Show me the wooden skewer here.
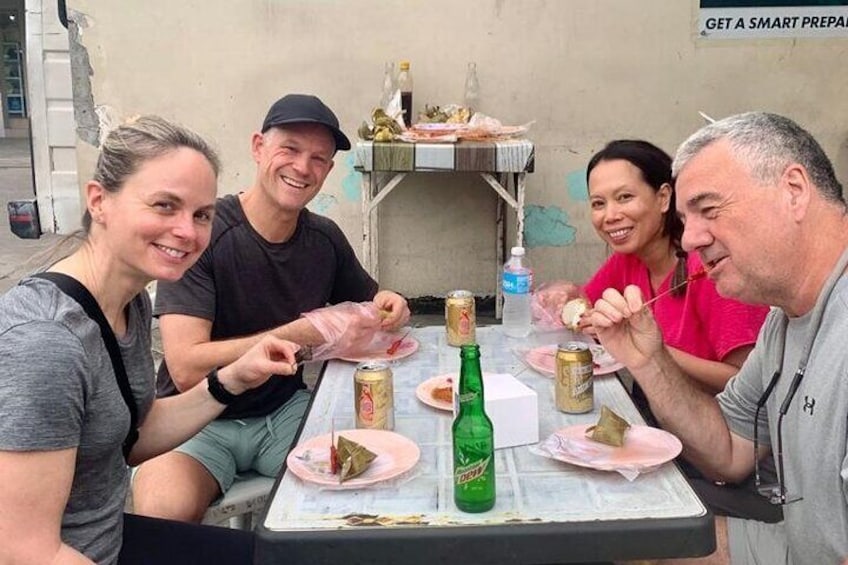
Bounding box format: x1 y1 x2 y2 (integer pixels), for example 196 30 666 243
641 268 708 310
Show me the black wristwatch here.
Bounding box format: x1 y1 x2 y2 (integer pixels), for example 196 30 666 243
207 369 239 405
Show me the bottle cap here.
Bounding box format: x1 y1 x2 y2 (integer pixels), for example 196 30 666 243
511 246 525 256
399 61 410 70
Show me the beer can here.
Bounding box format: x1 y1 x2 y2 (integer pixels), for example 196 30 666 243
555 342 594 414
445 290 476 347
354 361 394 430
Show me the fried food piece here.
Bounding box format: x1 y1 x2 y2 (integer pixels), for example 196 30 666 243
431 385 453 404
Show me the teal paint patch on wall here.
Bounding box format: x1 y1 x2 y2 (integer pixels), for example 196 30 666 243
341 153 361 202
524 205 577 248
566 169 588 202
309 193 337 214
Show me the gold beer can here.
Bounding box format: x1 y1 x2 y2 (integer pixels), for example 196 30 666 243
354 361 394 430
445 290 476 347
555 342 594 414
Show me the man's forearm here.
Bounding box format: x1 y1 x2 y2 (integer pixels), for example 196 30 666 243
666 346 738 395
168 318 321 392
632 347 737 480
268 317 324 345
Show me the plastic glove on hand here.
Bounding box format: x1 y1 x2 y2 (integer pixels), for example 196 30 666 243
531 281 582 331
303 301 383 360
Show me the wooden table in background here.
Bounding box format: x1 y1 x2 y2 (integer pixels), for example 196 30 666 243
354 140 535 318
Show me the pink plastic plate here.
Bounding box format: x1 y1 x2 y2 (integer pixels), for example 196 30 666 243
548 424 682 472
415 374 455 412
339 334 420 363
525 344 624 377
286 429 420 488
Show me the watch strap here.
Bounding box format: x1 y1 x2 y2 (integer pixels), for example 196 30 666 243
207 369 239 405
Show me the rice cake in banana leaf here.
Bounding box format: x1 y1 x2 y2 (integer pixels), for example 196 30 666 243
334 435 378 483
585 405 631 447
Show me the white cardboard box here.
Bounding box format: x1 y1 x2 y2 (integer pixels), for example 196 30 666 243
454 372 539 450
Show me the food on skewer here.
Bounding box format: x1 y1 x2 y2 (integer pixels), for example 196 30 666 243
641 265 709 309
561 298 591 331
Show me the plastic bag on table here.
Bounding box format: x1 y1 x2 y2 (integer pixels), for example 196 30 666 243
302 301 383 361
459 113 535 141
531 281 583 331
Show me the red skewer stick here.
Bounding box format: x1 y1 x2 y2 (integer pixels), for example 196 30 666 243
386 329 412 355
641 266 708 309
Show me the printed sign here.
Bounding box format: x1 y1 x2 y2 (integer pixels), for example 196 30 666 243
700 0 848 38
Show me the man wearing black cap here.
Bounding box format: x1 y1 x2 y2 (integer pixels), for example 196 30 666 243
132 94 409 523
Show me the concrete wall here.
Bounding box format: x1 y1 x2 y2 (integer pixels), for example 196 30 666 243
65 0 848 298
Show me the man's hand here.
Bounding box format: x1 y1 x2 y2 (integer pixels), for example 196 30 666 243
302 301 384 360
530 281 582 329
217 335 299 395
374 290 410 331
588 285 665 371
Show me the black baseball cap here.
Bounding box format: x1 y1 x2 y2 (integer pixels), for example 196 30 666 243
261 94 351 151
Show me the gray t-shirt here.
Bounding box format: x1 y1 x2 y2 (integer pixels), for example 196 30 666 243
0 277 155 564
719 273 848 564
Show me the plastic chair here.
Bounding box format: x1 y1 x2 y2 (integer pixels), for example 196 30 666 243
201 472 275 530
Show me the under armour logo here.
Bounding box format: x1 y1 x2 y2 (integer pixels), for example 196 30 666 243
803 396 816 415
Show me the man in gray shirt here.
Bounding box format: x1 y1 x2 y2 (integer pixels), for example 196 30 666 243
589 112 848 564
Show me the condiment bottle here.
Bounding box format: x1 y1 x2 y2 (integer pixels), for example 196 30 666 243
397 60 413 128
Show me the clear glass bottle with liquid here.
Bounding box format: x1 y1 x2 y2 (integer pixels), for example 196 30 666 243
379 61 396 109
464 62 480 114
397 60 413 128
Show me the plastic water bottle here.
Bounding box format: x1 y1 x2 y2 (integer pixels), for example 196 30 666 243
501 246 533 338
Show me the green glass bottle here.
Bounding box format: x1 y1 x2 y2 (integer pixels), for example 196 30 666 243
452 343 496 512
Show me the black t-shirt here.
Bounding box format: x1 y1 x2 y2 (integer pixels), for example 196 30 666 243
154 194 378 419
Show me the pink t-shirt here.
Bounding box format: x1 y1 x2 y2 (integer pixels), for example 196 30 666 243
583 253 768 361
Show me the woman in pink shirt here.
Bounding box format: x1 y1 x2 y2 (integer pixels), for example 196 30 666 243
537 141 782 528
541 139 768 395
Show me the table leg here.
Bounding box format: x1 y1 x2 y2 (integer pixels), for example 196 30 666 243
495 191 504 320
516 172 526 248
360 171 376 278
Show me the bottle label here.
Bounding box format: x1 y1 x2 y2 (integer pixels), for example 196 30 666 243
503 270 532 294
458 391 478 404
455 456 492 485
